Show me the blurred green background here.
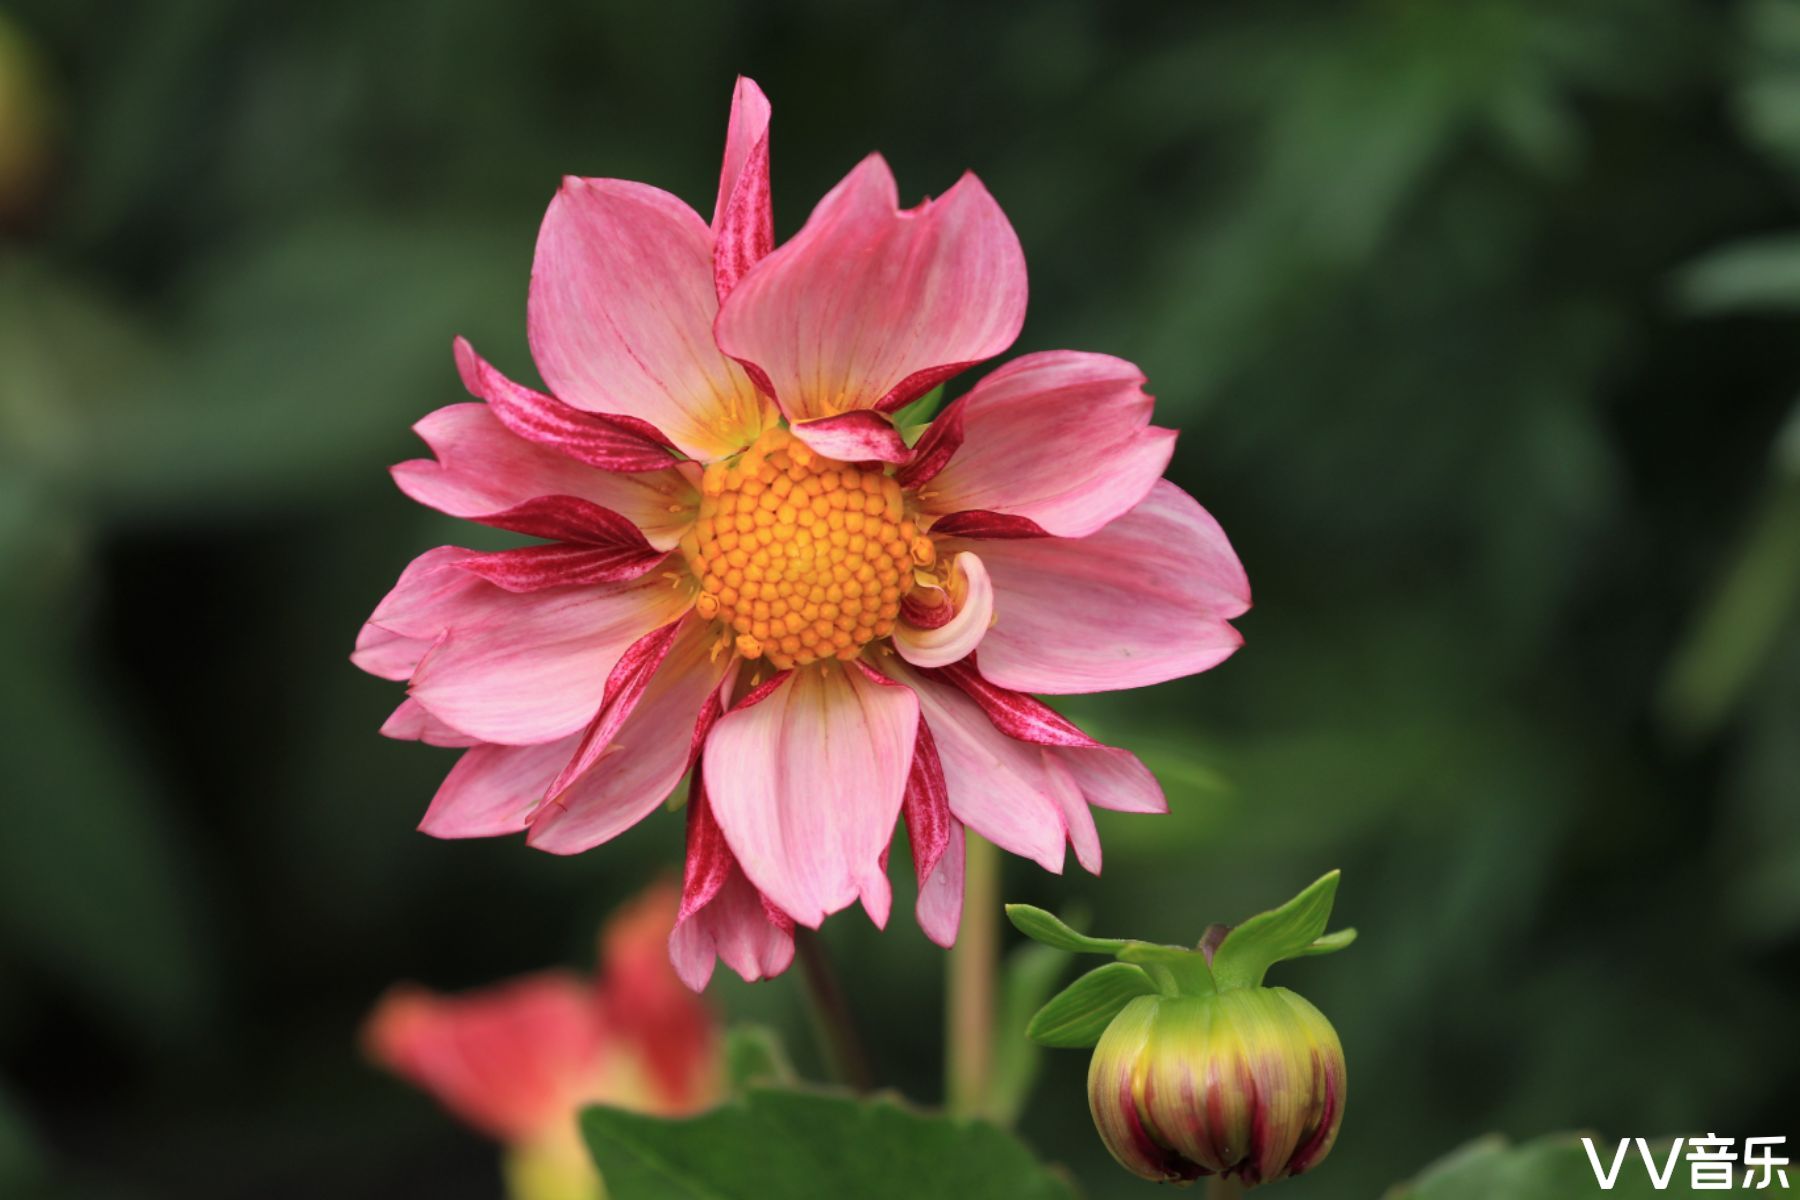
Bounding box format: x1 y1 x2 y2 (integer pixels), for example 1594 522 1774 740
3 0 1798 1196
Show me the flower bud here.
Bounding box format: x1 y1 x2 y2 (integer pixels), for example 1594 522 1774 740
1087 987 1345 1187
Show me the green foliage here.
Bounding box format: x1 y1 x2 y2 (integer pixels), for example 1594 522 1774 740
725 1024 797 1093
990 939 1076 1127
1004 906 1128 956
580 1087 1077 1200
1025 963 1159 1049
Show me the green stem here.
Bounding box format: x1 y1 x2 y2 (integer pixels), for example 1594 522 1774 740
1206 1177 1247 1200
947 832 1001 1117
794 928 874 1093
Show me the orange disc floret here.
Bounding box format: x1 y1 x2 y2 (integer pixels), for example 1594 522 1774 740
686 427 917 670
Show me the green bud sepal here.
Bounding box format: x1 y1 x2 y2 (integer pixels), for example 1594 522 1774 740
1010 870 1355 1048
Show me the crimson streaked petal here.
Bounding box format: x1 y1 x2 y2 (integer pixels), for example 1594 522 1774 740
711 76 774 302
455 542 669 593
392 403 697 549
926 510 1048 540
916 820 965 949
927 657 1100 747
453 336 677 471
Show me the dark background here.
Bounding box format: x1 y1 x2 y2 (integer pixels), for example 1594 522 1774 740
3 1 1799 1196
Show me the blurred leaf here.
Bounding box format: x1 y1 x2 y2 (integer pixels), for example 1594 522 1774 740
1673 232 1800 313
725 1024 797 1093
0 1083 45 1196
1657 467 1800 740
1212 870 1342 989
1386 1133 1708 1198
1024 964 1158 1049
581 1087 1077 1200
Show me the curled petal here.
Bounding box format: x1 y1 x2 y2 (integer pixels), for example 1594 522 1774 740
526 616 734 853
715 155 1026 422
529 177 767 461
918 351 1175 538
712 76 774 302
407 572 694 745
786 410 911 464
893 552 993 669
454 336 677 471
704 662 919 927
392 403 697 549
948 481 1250 694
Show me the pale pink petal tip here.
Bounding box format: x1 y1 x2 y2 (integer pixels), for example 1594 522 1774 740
921 351 1177 538
704 664 920 928
959 480 1250 695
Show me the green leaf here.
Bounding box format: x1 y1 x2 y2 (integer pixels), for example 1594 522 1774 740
1026 963 1160 1048
1386 1133 1709 1198
1004 904 1128 955
724 1024 796 1093
1297 927 1359 956
990 939 1073 1126
582 1086 1078 1200
890 385 947 429
1673 233 1800 315
1210 871 1343 989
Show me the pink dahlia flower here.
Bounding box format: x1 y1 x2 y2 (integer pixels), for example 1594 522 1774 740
354 77 1250 991
364 883 718 1198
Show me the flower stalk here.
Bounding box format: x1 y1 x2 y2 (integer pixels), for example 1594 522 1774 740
947 832 1001 1117
794 928 874 1093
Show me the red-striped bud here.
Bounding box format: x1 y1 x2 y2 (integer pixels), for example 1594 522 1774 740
1087 987 1345 1186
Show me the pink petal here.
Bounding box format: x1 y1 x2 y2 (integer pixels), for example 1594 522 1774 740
787 411 911 464
418 735 579 838
453 336 677 472
352 547 487 681
901 718 951 885
526 616 733 853
703 662 919 927
1052 744 1166 814
875 656 1066 872
380 698 480 747
915 820 965 949
1043 754 1102 874
592 883 720 1113
711 77 774 303
669 771 796 991
925 511 1049 539
714 155 1027 422
918 351 1175 538
407 573 694 745
893 551 993 669
362 972 603 1144
948 480 1249 694
392 403 698 550
528 177 767 461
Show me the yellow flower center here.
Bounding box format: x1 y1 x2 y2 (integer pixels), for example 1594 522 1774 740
684 427 933 671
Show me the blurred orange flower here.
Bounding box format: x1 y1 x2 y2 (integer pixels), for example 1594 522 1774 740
364 882 718 1199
